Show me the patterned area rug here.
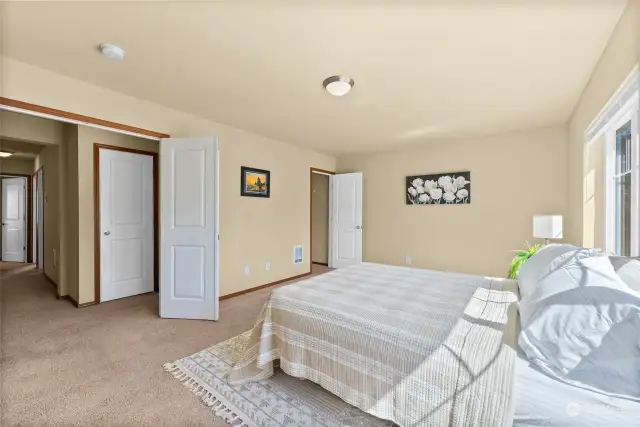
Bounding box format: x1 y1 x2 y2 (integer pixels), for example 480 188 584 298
164 331 394 427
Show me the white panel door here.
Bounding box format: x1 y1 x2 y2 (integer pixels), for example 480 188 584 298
100 149 154 302
330 172 363 269
160 137 219 320
2 177 26 262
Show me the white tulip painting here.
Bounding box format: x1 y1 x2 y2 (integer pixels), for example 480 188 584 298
406 172 471 205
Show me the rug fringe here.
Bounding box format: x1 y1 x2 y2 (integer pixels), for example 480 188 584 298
163 362 252 427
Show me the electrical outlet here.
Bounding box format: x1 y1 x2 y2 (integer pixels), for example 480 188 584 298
244 265 250 276
266 262 271 271
405 255 412 265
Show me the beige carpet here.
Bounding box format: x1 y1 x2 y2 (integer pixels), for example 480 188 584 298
0 262 331 427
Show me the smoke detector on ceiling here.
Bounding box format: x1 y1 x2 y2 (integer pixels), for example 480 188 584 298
99 43 125 61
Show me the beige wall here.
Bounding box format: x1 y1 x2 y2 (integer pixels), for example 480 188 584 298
311 173 329 264
582 135 607 250
337 125 569 277
64 125 79 303
76 126 159 303
0 157 35 175
1 58 335 303
568 0 639 246
0 110 64 146
34 145 60 285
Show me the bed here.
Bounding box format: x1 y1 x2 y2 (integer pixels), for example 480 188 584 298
229 263 519 427
229 258 640 427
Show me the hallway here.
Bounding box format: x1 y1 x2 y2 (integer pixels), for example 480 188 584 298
0 262 331 426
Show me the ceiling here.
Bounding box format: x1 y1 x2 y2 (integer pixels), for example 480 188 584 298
1 1 628 155
0 139 45 159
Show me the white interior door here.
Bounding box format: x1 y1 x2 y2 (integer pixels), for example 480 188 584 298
2 177 26 263
100 149 154 302
330 172 363 268
160 137 219 320
36 169 44 269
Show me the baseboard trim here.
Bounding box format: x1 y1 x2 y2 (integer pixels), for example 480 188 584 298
312 262 329 266
220 272 312 301
43 272 57 289
77 301 97 308
58 294 96 308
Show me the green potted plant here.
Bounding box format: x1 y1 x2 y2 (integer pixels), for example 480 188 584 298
508 243 542 279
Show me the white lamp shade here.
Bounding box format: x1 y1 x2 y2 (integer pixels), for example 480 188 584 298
533 215 563 239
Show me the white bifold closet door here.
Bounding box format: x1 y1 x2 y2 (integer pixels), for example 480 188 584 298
160 137 219 321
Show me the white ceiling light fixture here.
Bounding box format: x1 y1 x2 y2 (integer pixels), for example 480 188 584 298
99 43 125 61
0 151 14 158
323 75 354 97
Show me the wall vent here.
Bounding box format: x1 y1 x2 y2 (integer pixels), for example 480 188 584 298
293 245 304 264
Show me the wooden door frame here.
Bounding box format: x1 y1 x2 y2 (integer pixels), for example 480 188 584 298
93 144 159 305
0 172 33 264
309 167 335 271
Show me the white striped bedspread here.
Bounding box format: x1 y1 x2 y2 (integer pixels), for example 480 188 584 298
228 263 519 427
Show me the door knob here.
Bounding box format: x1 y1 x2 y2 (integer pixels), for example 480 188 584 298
356 225 362 230
104 230 111 236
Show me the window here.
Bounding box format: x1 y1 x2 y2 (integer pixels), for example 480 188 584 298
604 95 639 256
613 120 633 255
585 72 639 256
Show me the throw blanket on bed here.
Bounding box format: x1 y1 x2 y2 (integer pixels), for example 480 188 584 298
228 263 518 427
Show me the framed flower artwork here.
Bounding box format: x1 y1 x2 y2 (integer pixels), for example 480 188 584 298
406 171 471 205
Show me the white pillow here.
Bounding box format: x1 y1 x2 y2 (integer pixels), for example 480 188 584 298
517 244 587 299
518 253 640 401
617 260 640 292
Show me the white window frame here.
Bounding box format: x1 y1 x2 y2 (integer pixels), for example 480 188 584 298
585 70 640 256
603 91 639 255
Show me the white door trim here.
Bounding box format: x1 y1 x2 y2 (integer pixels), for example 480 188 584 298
36 168 44 269
32 173 37 264
95 144 157 304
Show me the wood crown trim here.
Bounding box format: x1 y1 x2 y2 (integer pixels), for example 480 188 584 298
0 97 170 139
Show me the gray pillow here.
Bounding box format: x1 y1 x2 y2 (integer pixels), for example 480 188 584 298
615 260 640 293
609 256 640 271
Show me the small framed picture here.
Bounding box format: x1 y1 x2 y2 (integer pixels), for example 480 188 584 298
241 166 270 198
